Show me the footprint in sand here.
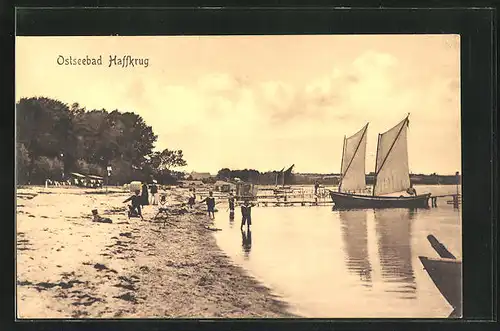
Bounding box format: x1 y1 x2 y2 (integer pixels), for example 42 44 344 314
93 263 118 274
113 283 136 291
71 294 103 306
119 232 133 238
113 292 138 304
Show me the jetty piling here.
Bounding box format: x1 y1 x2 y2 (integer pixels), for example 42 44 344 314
430 194 461 209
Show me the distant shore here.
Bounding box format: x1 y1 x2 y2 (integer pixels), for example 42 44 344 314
16 186 296 318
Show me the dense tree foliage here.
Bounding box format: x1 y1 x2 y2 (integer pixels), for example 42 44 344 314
16 97 187 185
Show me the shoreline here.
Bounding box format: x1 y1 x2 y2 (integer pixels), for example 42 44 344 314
16 186 297 318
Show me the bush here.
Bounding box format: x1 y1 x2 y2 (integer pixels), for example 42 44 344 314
75 159 90 174
88 163 104 176
75 159 103 176
16 143 31 184
32 156 63 183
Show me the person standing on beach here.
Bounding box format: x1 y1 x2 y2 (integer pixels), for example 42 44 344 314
200 191 216 219
123 190 144 220
150 180 159 205
187 188 196 208
240 199 255 230
228 193 235 218
141 182 149 206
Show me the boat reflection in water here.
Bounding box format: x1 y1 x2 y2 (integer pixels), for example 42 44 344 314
214 195 458 318
339 210 372 286
241 229 252 259
374 208 417 299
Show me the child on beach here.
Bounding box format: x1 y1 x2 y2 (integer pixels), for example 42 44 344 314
240 199 255 230
150 180 159 205
123 190 144 220
200 191 216 219
91 209 112 223
141 182 149 206
228 193 235 213
187 188 196 209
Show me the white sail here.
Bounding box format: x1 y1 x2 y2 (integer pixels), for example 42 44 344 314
373 116 410 196
340 124 368 193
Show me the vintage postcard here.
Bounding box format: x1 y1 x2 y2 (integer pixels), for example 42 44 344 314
15 35 462 319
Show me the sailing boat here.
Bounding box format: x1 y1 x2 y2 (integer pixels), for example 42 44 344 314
330 114 431 209
274 164 294 194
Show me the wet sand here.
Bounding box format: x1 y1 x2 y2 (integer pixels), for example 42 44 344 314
16 186 295 319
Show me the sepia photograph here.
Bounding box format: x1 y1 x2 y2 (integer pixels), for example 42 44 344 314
15 34 462 319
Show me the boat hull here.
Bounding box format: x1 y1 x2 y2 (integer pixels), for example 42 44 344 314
419 256 462 317
330 191 431 209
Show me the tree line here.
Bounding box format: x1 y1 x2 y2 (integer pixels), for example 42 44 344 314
215 168 296 185
16 97 187 185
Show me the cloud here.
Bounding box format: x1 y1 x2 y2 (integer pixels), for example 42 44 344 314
121 50 436 142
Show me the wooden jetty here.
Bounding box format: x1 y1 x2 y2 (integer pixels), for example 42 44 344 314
256 200 334 207
429 194 461 208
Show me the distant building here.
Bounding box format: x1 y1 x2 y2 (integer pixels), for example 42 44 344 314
236 182 258 200
178 180 205 188
190 172 212 180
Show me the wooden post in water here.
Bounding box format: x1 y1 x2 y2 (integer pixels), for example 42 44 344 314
454 171 460 209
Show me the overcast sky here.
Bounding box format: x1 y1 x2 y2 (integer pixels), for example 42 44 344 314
16 35 460 175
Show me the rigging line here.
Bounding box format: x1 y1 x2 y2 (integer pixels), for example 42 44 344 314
373 133 381 196
375 115 410 176
338 135 346 192
339 123 369 190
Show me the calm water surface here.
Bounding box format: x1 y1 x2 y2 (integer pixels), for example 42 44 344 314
213 185 461 318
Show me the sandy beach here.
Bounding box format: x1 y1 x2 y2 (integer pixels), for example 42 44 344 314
16 186 295 319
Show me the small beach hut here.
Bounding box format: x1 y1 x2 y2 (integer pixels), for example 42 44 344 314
129 181 142 192
214 180 235 193
87 175 104 188
236 182 258 200
69 172 87 186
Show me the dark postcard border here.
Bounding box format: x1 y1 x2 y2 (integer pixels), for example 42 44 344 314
3 5 497 331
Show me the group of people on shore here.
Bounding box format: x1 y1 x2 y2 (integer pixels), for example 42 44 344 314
122 181 159 220
184 188 255 231
225 192 255 230
122 182 255 230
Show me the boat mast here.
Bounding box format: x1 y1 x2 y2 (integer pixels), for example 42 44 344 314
282 167 285 187
373 134 381 196
373 114 410 196
339 135 346 192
